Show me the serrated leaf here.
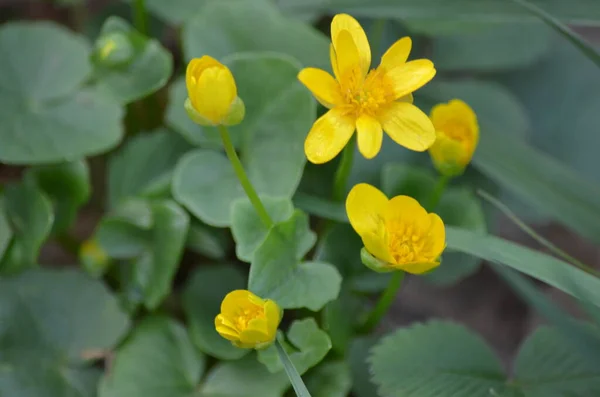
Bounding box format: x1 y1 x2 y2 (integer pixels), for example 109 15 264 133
249 210 341 311
370 321 505 397
258 318 331 375
92 17 173 104
172 53 314 226
231 197 294 262
107 129 192 208
0 268 130 397
99 317 204 397
182 265 248 360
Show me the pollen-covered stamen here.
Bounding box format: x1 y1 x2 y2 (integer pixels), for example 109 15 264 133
235 306 263 329
340 68 395 117
386 221 428 264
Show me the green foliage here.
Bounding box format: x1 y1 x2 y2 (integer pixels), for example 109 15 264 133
306 360 352 397
172 53 315 226
0 22 123 164
92 17 173 104
0 268 130 397
99 317 205 397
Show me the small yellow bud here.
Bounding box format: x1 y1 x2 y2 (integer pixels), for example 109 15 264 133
428 99 479 177
215 290 282 349
94 32 134 67
346 183 446 274
80 239 110 277
185 56 244 126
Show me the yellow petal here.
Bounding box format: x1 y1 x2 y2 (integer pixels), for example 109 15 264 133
191 66 237 124
331 13 371 76
330 44 340 81
429 134 468 174
379 102 436 152
362 231 394 265
220 290 260 318
264 300 282 336
186 56 222 92
384 59 436 100
304 107 355 164
239 319 271 347
215 315 240 341
399 261 440 274
385 195 429 230
334 30 365 88
379 37 412 71
298 67 343 109
424 213 446 259
346 183 388 237
356 114 383 159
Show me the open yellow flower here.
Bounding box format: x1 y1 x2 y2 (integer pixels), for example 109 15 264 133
185 55 245 126
428 99 479 177
346 183 445 274
215 290 281 349
298 14 437 164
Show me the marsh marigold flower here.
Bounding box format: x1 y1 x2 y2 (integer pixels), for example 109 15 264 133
298 14 437 164
215 290 282 349
428 99 479 177
346 183 445 274
185 56 245 126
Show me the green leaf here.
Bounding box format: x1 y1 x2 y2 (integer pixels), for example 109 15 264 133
322 287 362 355
0 22 124 164
92 16 173 104
231 197 294 262
306 360 352 397
182 265 248 360
513 326 600 396
172 53 315 226
99 317 204 397
186 220 231 260
328 0 600 25
429 22 551 71
0 198 11 261
27 160 91 234
349 337 380 397
107 129 192 208
249 210 341 311
183 0 329 69
0 268 130 397
0 180 53 273
369 321 505 397
199 353 289 397
258 318 331 375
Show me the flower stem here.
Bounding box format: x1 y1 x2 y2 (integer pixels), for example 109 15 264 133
276 339 312 397
358 271 405 334
133 0 148 35
427 174 450 211
218 125 273 228
332 136 356 202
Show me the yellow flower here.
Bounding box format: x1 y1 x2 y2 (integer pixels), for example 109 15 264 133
215 290 282 349
185 56 245 126
428 99 479 177
298 14 437 164
346 183 445 274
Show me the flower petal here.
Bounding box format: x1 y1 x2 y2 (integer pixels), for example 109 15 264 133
379 102 436 152
186 55 222 92
424 213 446 259
356 114 383 159
399 261 440 275
192 66 237 124
215 314 240 341
221 290 260 318
384 59 436 100
385 195 429 229
362 231 394 265
304 107 355 164
346 183 388 237
330 44 340 81
334 29 365 86
298 67 343 108
264 300 282 336
379 37 412 71
331 13 371 76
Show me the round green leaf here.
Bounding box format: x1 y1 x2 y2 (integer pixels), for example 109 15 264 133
370 321 505 397
107 129 192 208
92 17 173 104
172 53 315 227
306 361 352 397
99 317 204 397
0 22 124 164
182 265 248 360
182 0 329 69
186 220 231 260
231 197 294 262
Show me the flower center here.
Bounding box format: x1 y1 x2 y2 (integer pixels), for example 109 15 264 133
341 69 394 117
386 221 426 264
235 306 263 330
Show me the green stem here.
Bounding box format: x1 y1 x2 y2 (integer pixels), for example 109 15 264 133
133 0 148 35
276 339 312 397
427 174 450 211
332 136 356 202
218 125 273 228
358 271 405 334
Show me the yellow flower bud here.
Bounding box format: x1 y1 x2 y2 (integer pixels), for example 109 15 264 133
428 99 479 177
94 32 134 67
215 290 282 349
346 183 446 274
80 239 110 276
185 56 244 126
